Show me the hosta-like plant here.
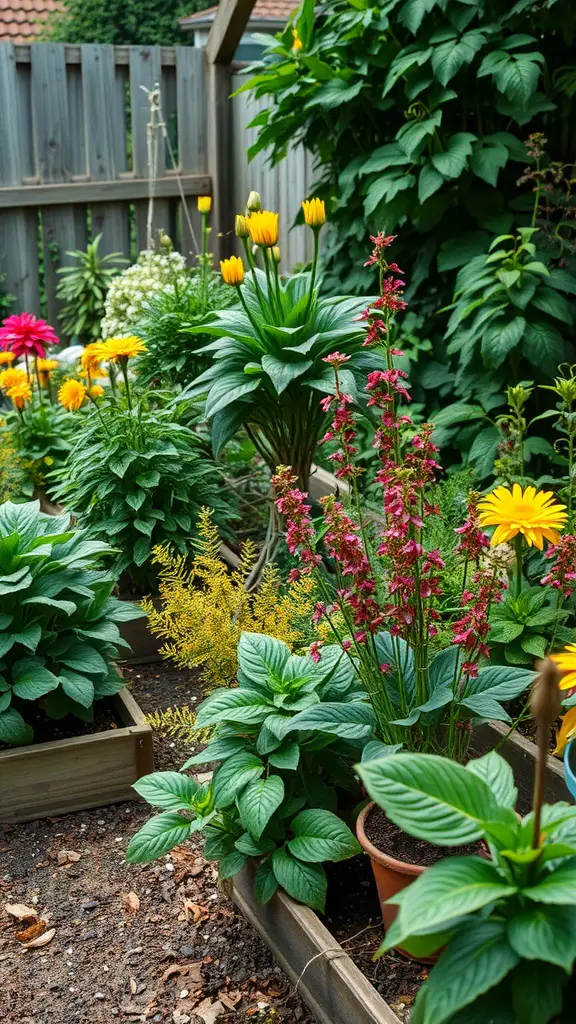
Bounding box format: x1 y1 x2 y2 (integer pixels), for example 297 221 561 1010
184 203 381 488
127 632 364 910
0 500 143 745
359 745 576 1023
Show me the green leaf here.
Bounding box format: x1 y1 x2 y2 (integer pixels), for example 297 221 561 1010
261 355 313 395
357 752 504 845
522 858 576 904
523 321 565 372
109 452 137 479
470 141 509 186
205 375 260 418
481 317 526 369
126 812 194 863
219 850 248 880
195 689 269 728
133 772 199 811
466 752 517 809
418 164 444 203
60 671 94 708
465 664 535 702
511 961 567 1024
489 620 525 643
0 707 33 745
237 775 285 839
432 403 485 429
414 920 519 1024
288 809 361 863
508 904 576 972
432 133 476 179
384 859 517 947
182 736 248 768
268 740 300 771
12 660 60 700
59 642 108 675
237 632 290 685
531 287 573 324
213 752 264 807
271 847 327 912
285 701 376 741
254 857 279 904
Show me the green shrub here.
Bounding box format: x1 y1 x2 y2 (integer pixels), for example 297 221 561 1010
0 500 143 746
56 234 128 344
127 631 363 910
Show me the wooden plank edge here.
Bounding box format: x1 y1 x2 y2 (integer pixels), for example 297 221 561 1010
231 867 400 1024
474 720 568 803
0 175 211 209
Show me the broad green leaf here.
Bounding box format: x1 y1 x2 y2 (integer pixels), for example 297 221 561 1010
271 847 327 912
288 809 361 863
60 671 94 708
182 736 248 768
133 771 199 811
418 164 444 203
126 812 194 863
213 752 264 807
508 904 576 972
511 961 567 1024
358 752 504 844
285 701 376 740
268 740 300 770
481 316 525 369
12 660 60 701
59 642 108 675
219 850 248 879
195 689 270 728
432 132 476 179
466 752 517 809
237 775 285 839
464 664 535 702
237 632 290 685
261 355 313 395
522 858 576 904
254 857 279 904
0 707 33 745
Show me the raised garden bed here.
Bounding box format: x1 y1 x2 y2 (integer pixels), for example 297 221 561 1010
0 687 154 824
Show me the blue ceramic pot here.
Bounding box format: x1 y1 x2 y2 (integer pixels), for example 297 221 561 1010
564 741 576 802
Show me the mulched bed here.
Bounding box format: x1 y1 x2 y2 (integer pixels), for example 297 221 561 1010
0 662 314 1024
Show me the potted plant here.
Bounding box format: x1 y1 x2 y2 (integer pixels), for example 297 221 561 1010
0 499 152 820
357 660 576 1023
127 631 363 911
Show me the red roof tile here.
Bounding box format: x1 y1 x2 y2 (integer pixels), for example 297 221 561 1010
180 0 296 28
0 0 62 41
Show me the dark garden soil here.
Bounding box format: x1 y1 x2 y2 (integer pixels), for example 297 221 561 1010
364 806 484 867
0 662 314 1024
0 702 120 751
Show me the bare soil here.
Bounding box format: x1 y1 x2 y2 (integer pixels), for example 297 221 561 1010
364 806 484 867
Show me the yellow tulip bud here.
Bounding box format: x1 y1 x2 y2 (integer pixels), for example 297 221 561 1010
247 211 279 248
302 197 326 230
220 255 245 287
272 246 281 264
246 191 261 213
235 214 249 239
197 196 212 214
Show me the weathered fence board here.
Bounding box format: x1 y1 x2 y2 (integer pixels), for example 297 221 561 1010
0 42 207 323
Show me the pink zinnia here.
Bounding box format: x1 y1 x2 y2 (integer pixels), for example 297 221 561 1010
0 313 59 359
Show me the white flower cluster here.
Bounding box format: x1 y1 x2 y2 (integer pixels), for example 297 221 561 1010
100 249 189 338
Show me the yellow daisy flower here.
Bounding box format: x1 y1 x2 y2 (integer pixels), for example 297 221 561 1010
554 704 576 755
99 336 147 363
551 643 576 694
197 196 212 214
89 384 105 398
7 380 32 410
0 366 28 391
220 256 245 287
247 211 279 248
0 351 16 365
80 342 107 376
477 484 567 549
37 357 59 386
302 198 326 229
58 378 87 411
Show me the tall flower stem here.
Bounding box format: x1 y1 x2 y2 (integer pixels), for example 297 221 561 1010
272 255 283 317
514 535 524 596
242 238 268 314
236 286 264 346
304 230 320 321
200 211 210 308
33 357 43 405
262 248 280 321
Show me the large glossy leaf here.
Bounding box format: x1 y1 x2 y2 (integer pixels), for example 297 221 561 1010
466 752 518 809
0 707 33 745
133 772 199 812
212 752 264 807
358 752 504 844
508 904 576 972
285 701 376 740
510 961 567 1024
237 632 291 685
237 775 285 838
271 847 327 912
522 858 576 904
126 812 195 863
287 809 361 863
195 689 270 728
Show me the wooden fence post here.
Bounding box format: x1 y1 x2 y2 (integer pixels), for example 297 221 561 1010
205 0 257 262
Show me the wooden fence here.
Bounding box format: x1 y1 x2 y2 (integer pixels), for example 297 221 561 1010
0 40 317 325
0 42 208 323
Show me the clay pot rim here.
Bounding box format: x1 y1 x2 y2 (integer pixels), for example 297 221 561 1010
356 801 426 877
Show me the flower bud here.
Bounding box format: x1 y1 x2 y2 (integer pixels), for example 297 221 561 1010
197 196 212 214
272 246 281 264
235 214 249 239
246 191 261 213
531 658 562 726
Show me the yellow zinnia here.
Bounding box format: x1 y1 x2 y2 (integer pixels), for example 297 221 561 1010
0 366 28 391
99 336 147 363
247 211 279 248
477 484 567 549
58 378 87 411
0 351 16 365
89 384 105 398
302 197 326 229
197 196 212 214
80 342 106 376
7 380 32 410
37 357 59 386
220 256 245 287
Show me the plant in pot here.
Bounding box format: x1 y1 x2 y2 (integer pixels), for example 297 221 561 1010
0 499 144 746
272 235 556 930
127 631 366 910
357 661 576 1023
52 337 235 594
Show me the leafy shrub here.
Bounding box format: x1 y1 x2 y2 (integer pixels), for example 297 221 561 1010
127 632 363 910
0 402 77 499
0 426 25 502
45 0 207 46
142 508 323 691
359 747 576 1024
134 274 236 388
0 500 142 746
56 234 128 344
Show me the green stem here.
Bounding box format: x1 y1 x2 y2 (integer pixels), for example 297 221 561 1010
263 249 280 321
201 211 209 308
237 286 263 341
514 535 524 597
304 230 320 321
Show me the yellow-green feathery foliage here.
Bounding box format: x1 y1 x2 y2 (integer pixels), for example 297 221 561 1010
145 706 212 745
143 507 323 691
0 425 24 501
